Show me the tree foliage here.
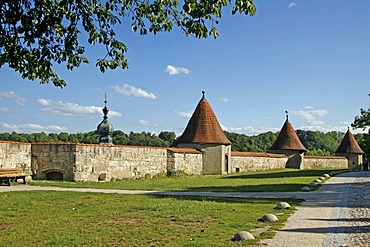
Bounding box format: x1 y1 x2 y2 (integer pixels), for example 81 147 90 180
355 133 370 157
352 98 370 156
296 130 342 155
0 0 256 87
352 107 370 131
0 130 175 147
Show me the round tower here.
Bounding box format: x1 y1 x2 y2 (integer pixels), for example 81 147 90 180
335 128 364 168
177 91 232 174
269 111 306 169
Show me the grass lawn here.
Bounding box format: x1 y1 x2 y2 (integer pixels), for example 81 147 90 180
0 191 301 246
29 168 340 192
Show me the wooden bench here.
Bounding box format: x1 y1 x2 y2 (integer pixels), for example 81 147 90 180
0 168 27 186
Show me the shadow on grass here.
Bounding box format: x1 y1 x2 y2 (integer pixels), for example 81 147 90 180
181 183 308 192
148 194 303 205
223 169 340 180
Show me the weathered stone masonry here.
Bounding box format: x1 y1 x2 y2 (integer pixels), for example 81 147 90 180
0 141 31 174
0 140 353 182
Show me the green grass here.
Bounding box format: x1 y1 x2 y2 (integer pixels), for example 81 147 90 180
0 191 301 246
30 168 342 192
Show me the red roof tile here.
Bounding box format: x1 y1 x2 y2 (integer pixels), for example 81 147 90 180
335 129 364 154
270 119 306 152
177 92 231 145
305 155 347 159
167 148 201 154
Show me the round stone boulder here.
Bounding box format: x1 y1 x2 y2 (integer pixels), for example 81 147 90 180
232 231 254 241
323 174 330 178
314 178 321 183
275 202 291 209
309 182 318 187
319 176 326 180
301 186 311 191
258 214 278 222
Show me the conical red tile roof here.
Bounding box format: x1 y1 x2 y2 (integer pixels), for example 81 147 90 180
270 118 306 152
177 92 231 145
335 129 364 154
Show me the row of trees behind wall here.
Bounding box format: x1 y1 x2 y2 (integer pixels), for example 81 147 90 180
0 130 369 157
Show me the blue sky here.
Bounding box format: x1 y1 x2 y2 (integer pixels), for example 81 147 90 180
1 1 369 136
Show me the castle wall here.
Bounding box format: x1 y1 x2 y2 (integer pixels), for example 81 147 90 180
74 144 168 181
167 148 202 175
231 152 288 172
31 143 76 181
0 141 32 176
0 141 357 183
304 156 348 169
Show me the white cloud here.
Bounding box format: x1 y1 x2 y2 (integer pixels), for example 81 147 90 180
112 84 156 99
0 106 10 112
174 110 192 119
37 98 52 106
292 107 328 123
288 2 297 8
0 91 27 105
221 97 229 103
290 106 362 133
139 120 158 127
340 121 351 126
37 99 122 118
221 124 279 136
3 123 68 133
165 65 190 75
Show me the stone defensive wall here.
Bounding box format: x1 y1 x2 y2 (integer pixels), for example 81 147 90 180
31 143 204 181
231 151 288 172
304 155 348 169
0 141 351 182
0 141 32 176
167 148 203 176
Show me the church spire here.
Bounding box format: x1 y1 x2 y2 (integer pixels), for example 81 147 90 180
97 93 114 145
102 93 109 119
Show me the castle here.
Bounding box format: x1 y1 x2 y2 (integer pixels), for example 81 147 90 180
0 92 364 182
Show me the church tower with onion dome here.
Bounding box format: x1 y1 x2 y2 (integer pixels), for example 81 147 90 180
97 94 114 145
177 91 232 175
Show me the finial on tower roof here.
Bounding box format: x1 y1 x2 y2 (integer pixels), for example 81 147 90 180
200 91 207 102
102 93 109 119
285 111 289 121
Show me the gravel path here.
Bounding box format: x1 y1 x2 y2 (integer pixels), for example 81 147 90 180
262 171 370 247
1 171 369 246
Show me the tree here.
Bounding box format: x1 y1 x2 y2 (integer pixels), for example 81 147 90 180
158 131 176 146
113 130 129 145
0 0 256 87
352 95 370 156
352 108 370 131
